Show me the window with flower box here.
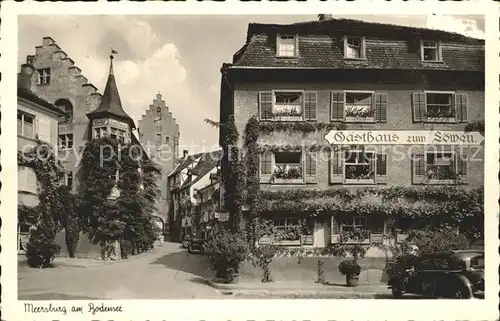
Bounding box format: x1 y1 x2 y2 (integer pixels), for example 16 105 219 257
412 92 468 123
412 150 467 185
259 91 317 121
272 151 303 184
330 91 387 123
272 218 301 243
330 148 387 185
331 216 385 244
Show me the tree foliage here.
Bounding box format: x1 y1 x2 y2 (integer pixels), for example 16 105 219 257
18 142 65 267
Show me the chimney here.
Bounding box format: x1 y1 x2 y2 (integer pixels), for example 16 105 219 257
19 63 35 91
318 14 333 21
183 150 188 159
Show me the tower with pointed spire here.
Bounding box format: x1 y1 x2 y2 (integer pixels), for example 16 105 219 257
86 50 135 143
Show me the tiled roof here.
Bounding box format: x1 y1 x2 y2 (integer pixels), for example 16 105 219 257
179 150 222 190
87 57 136 128
233 19 484 72
17 80 65 115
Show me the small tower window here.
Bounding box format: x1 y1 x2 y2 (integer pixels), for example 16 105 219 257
55 98 73 122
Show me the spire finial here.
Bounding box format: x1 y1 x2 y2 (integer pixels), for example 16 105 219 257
109 48 118 75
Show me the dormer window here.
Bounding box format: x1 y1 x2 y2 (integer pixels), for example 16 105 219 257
421 40 442 62
277 35 298 57
344 37 365 59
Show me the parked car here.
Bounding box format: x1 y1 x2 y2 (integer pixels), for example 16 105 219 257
188 238 205 254
388 250 484 299
182 236 191 249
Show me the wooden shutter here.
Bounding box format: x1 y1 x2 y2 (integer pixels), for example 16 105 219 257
330 91 345 121
18 166 26 191
260 151 273 182
455 93 468 122
304 91 317 121
375 153 387 184
412 153 425 184
259 91 273 121
37 115 51 143
412 92 426 122
331 216 341 244
455 148 468 184
330 148 344 184
26 167 37 193
305 150 317 183
374 93 388 122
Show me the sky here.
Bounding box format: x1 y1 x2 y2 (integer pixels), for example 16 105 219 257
18 14 485 152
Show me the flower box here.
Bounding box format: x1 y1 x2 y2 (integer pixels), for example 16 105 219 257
300 234 314 245
274 239 301 246
258 236 273 245
370 233 384 244
272 115 303 122
396 233 408 243
274 178 303 184
345 116 375 123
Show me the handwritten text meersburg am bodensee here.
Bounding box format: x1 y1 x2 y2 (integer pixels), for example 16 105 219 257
25 302 123 315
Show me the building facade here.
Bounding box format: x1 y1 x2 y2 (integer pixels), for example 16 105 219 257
219 17 484 254
167 150 221 242
138 93 180 235
17 37 164 257
17 80 65 252
194 174 221 240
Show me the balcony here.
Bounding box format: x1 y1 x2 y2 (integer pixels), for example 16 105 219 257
271 163 303 184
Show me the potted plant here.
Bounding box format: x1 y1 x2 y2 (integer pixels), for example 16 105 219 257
338 259 361 287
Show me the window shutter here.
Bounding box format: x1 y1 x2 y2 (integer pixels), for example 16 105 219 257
375 153 387 184
412 92 426 122
259 92 273 121
26 167 37 192
375 93 388 122
304 91 317 121
331 216 341 244
412 153 425 184
330 148 344 184
455 149 468 184
330 91 345 121
260 151 273 182
455 93 468 122
37 116 51 143
18 167 26 191
305 151 317 183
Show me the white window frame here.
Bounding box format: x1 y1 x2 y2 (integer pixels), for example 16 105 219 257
343 36 366 59
65 171 73 187
340 216 370 244
59 133 73 149
344 90 375 122
18 166 37 193
424 91 456 122
18 111 36 139
424 150 456 184
272 218 301 242
344 149 376 184
421 40 442 62
38 68 51 85
276 34 298 58
272 151 304 184
93 126 108 139
272 90 304 121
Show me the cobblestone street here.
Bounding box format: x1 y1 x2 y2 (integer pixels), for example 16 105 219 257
18 242 225 300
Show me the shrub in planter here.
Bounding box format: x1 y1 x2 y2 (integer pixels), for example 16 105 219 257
249 244 279 283
203 230 250 283
25 229 61 268
338 259 361 287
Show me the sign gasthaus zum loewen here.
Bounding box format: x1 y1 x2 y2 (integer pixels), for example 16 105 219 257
324 130 484 146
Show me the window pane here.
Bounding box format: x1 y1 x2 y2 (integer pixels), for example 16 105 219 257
24 116 34 138
275 152 301 164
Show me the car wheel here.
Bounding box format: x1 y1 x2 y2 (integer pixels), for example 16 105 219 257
392 285 403 299
451 288 465 299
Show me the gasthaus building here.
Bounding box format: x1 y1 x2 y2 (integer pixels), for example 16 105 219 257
218 16 484 257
